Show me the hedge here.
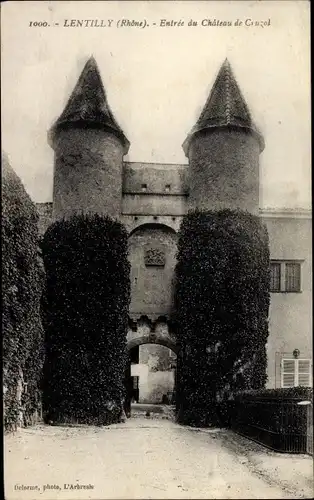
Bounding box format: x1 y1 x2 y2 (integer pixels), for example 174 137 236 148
231 386 313 401
2 152 45 431
41 213 130 425
174 209 270 427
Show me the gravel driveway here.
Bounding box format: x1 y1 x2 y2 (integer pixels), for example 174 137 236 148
4 418 313 499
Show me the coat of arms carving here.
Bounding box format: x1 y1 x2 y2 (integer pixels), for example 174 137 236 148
144 247 166 267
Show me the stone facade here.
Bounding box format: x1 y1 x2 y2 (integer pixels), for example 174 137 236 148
52 128 125 220
37 56 312 397
187 129 260 214
128 225 177 319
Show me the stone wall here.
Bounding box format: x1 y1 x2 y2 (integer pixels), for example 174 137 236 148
123 162 188 195
128 225 177 318
122 194 186 216
187 129 260 214
127 319 177 352
52 128 124 221
138 370 175 404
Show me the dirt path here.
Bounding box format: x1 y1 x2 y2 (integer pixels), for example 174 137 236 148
4 418 313 499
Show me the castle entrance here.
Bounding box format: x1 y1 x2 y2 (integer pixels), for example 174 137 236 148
124 342 177 417
124 326 178 417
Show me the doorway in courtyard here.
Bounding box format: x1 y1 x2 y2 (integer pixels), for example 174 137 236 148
125 343 177 416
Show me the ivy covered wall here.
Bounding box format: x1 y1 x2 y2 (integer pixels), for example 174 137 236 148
174 209 270 427
2 152 45 431
41 214 130 425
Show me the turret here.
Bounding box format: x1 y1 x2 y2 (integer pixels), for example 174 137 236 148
183 59 264 214
48 57 129 221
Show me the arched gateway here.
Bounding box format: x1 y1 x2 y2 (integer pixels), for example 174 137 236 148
125 220 178 414
124 316 177 414
127 315 178 354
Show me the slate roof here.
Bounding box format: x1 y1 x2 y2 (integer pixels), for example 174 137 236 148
182 59 264 155
48 57 129 153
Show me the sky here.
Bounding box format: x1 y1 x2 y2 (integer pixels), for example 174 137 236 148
1 0 311 208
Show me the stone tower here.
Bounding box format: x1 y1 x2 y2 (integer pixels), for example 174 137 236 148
183 59 264 214
48 57 129 221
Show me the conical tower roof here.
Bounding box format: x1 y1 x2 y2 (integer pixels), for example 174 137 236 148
49 57 129 153
183 59 264 155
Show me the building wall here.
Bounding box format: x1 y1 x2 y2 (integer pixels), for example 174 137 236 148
52 128 124 220
139 343 174 368
187 129 260 214
131 344 176 404
122 194 186 216
262 215 312 388
123 162 188 195
128 225 177 318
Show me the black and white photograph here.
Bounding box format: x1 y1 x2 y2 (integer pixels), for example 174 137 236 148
2 1 312 499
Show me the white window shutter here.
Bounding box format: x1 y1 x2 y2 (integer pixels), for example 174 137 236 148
297 359 312 387
281 359 296 388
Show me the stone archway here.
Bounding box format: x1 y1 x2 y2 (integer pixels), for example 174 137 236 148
127 317 178 355
128 222 177 238
124 316 177 414
127 335 178 354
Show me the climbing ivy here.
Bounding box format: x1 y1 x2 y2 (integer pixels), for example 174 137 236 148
41 213 131 425
174 209 270 427
2 153 44 432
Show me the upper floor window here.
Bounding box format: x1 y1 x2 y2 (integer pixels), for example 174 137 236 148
281 358 312 388
270 261 302 293
141 184 147 192
285 263 301 292
270 262 281 292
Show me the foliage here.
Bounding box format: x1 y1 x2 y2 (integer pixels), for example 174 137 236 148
2 153 44 431
41 213 131 425
231 386 313 401
174 209 270 427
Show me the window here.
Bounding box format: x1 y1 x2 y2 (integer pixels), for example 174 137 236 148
141 184 147 192
270 263 281 292
270 261 302 292
285 263 301 292
281 358 312 388
165 184 171 192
